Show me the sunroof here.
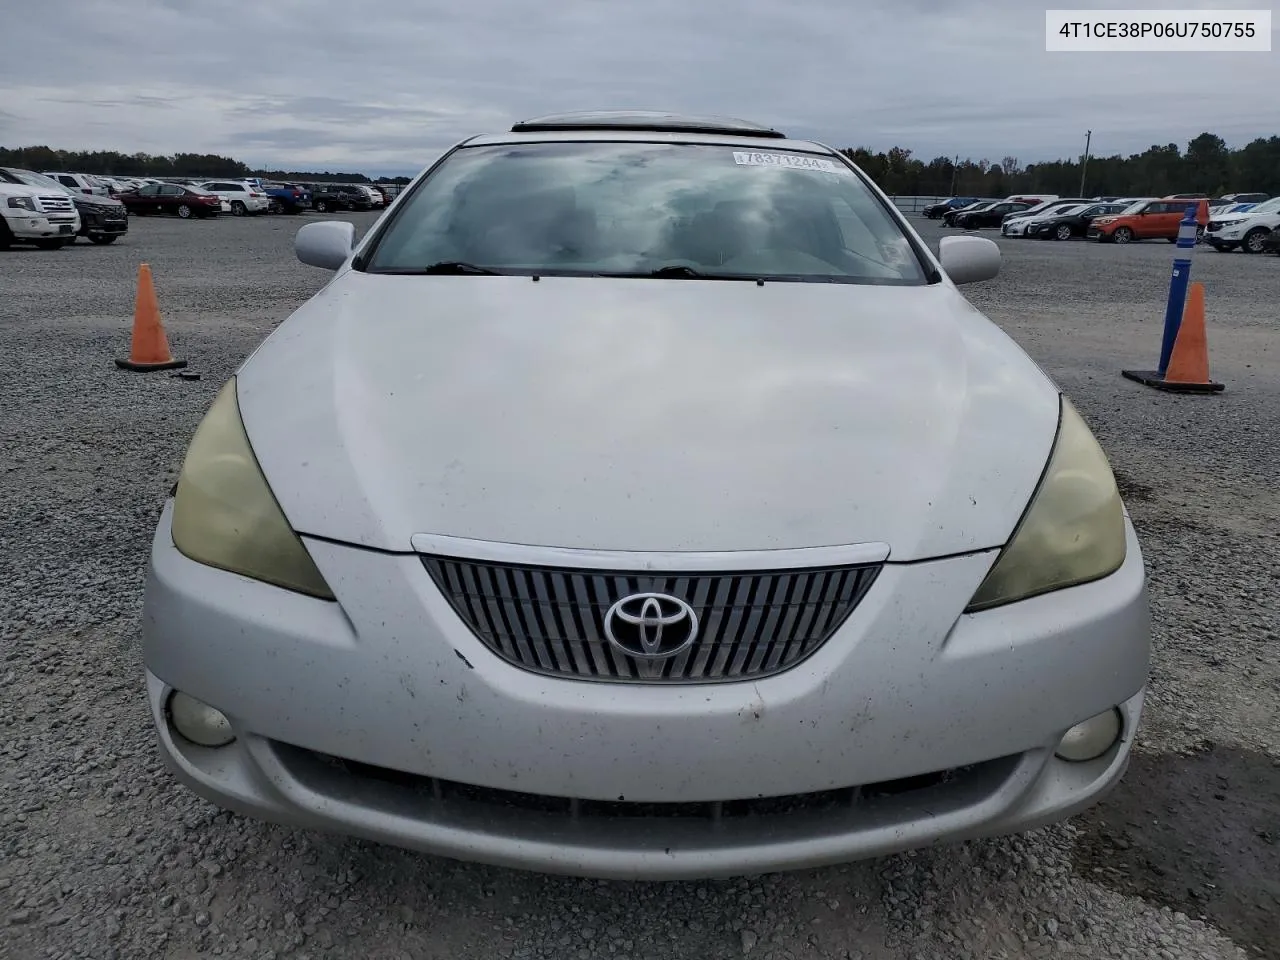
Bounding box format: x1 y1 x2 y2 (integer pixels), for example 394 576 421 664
510 111 787 139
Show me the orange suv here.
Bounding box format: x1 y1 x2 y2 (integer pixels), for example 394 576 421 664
1087 197 1209 244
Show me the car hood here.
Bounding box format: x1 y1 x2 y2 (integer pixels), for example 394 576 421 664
235 274 1060 561
74 194 125 210
0 183 43 198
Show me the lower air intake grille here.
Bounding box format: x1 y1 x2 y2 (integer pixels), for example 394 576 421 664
421 555 881 683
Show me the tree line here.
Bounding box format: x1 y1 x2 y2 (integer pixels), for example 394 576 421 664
2 131 1278 196
840 132 1280 198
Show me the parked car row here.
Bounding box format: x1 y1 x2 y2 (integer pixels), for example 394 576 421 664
934 193 1224 246
1009 201 1131 240
0 166 129 248
923 195 1054 219
931 190 1277 252
120 182 230 219
940 198 1038 228
39 171 126 196
124 178 394 216
36 172 404 216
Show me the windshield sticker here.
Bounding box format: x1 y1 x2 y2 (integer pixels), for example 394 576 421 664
733 151 843 174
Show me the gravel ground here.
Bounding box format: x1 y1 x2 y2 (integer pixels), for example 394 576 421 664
1 210 1276 960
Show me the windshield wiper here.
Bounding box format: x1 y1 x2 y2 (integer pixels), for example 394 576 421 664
609 264 762 281
647 264 707 278
376 261 503 276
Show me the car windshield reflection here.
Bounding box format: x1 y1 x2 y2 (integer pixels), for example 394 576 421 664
361 142 928 285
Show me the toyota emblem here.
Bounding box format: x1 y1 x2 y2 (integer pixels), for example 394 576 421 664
603 592 699 659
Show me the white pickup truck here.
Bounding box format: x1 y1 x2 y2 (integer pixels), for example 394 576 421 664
0 179 81 249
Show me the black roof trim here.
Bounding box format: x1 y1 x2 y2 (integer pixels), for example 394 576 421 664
510 111 787 139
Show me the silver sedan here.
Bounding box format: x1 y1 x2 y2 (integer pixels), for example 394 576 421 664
141 111 1151 880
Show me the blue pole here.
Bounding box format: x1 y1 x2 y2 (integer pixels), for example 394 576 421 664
1157 206 1200 375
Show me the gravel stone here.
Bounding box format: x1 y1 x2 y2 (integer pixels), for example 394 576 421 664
1 212 1274 960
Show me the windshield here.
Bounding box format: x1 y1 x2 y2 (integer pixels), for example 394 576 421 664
1117 200 1150 215
1049 204 1087 217
362 141 928 284
5 168 76 196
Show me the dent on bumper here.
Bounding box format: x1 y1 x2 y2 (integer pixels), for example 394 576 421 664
142 502 1151 878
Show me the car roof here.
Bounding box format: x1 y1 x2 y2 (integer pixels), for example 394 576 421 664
466 127 837 154
463 111 833 154
510 110 787 138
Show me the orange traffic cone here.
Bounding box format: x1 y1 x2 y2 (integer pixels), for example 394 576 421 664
1156 281 1223 393
115 263 187 372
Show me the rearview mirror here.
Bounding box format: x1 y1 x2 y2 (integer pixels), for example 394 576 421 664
296 220 356 270
939 235 1000 285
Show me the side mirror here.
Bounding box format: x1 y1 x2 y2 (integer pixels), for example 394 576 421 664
939 235 1001 285
296 220 356 270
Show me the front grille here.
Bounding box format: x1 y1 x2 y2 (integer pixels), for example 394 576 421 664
39 195 74 214
422 554 881 683
1207 221 1223 231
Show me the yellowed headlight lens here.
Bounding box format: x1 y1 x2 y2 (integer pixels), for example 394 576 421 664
966 396 1126 612
171 378 334 600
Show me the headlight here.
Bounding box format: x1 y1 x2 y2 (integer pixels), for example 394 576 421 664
7 196 37 211
171 377 335 600
965 396 1126 612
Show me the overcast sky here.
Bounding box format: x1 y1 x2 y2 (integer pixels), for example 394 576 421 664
3 0 1276 176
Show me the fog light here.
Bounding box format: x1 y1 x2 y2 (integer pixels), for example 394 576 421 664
167 691 235 748
1054 708 1122 762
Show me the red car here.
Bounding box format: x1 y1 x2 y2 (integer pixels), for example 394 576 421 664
120 183 222 219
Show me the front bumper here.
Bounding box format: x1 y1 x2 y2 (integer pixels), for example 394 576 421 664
143 503 1151 879
4 212 81 239
1207 229 1246 245
80 210 129 236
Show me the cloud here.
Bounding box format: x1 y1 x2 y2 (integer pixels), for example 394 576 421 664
1 0 1275 176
